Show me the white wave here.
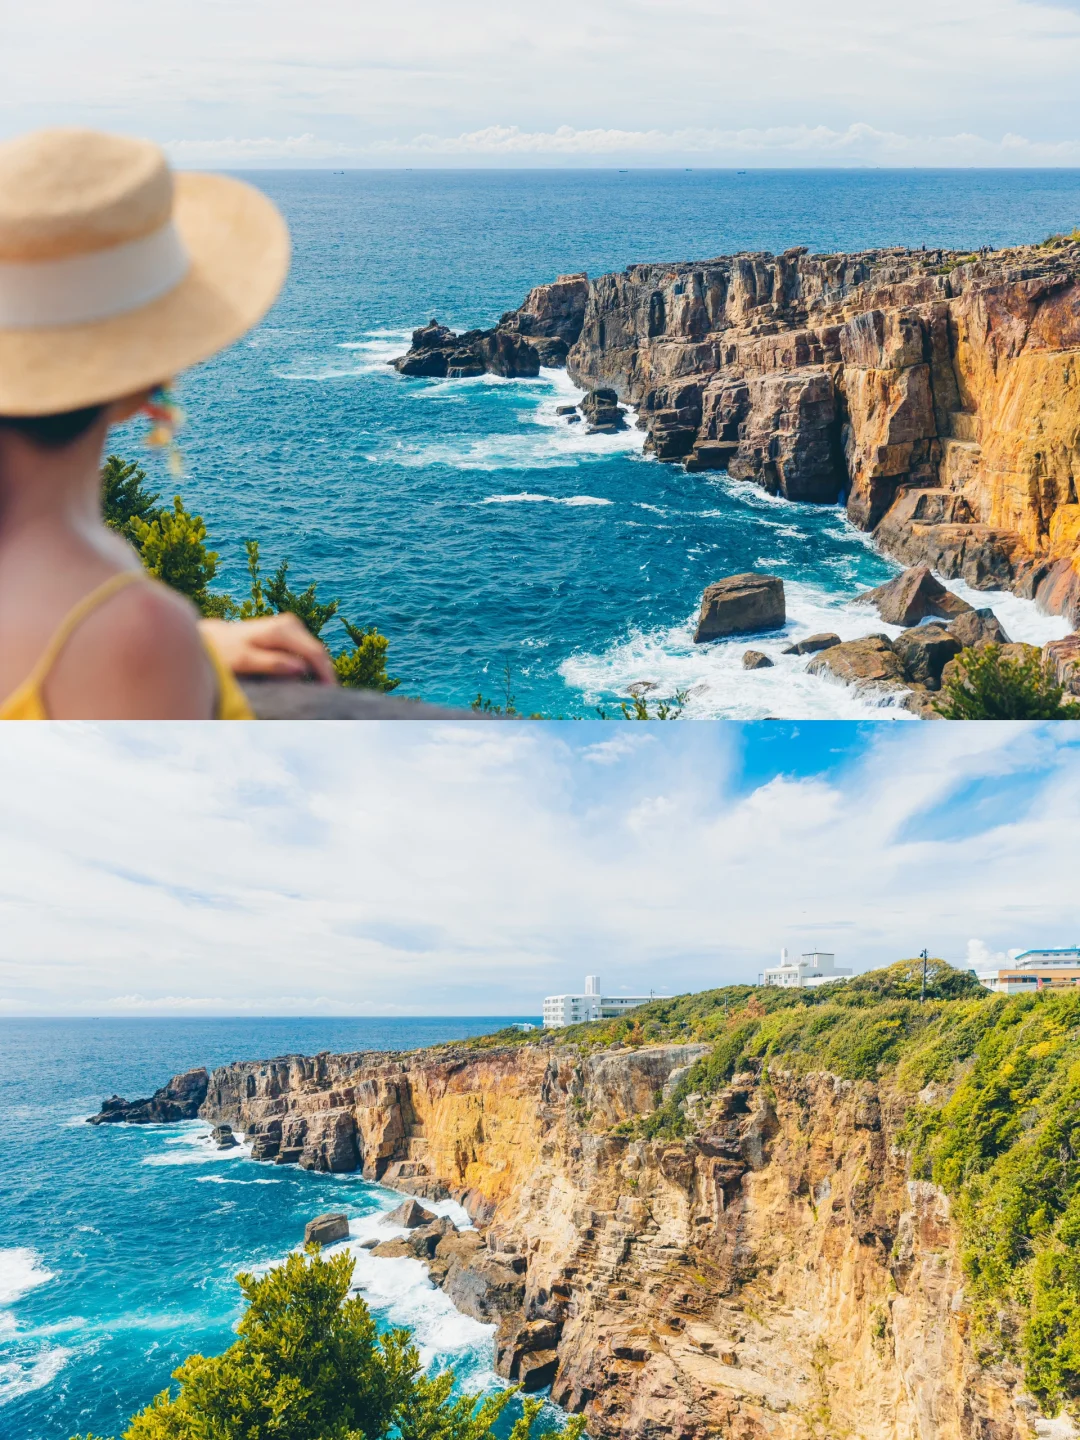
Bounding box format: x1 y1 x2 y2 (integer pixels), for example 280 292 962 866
0 1346 71 1404
142 1123 252 1167
195 1176 282 1185
338 329 413 347
482 492 612 507
941 578 1071 646
334 1236 494 1371
275 363 386 381
560 579 924 721
249 1191 489 1376
374 367 644 472
0 1248 55 1308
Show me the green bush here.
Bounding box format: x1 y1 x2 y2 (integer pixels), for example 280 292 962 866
904 990 1080 1414
935 644 1080 720
72 1247 584 1440
130 497 221 615
102 456 399 690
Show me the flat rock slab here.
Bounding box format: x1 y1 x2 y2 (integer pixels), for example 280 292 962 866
694 574 786 643
806 634 907 693
782 633 840 656
305 1212 350 1246
855 565 973 627
384 1197 439 1229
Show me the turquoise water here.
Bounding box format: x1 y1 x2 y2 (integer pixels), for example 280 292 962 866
122 169 1080 717
0 1017 537 1440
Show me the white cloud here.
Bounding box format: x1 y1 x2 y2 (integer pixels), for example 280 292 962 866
2 0 1080 166
0 724 1076 1015
966 939 1006 969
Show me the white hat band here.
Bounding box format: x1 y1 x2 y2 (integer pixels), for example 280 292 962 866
0 220 190 330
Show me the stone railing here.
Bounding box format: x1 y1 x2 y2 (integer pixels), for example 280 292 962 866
239 679 486 720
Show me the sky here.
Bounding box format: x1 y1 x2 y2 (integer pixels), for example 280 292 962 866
3 0 1080 167
0 721 1076 1017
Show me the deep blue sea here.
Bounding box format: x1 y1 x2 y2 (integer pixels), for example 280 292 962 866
122 169 1080 718
0 1016 541 1440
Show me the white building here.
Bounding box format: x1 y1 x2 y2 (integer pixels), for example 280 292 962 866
761 949 852 989
542 975 655 1029
973 947 1080 995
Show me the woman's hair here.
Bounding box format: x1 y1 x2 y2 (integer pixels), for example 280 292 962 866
0 405 107 448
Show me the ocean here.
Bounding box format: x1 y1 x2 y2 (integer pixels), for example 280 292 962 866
120 169 1080 718
0 1016 540 1440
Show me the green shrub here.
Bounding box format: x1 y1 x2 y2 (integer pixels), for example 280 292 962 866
102 456 399 689
72 1247 583 1440
936 644 1080 720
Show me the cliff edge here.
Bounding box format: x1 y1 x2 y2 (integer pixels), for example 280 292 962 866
394 241 1080 628
566 240 1080 626
94 964 1080 1440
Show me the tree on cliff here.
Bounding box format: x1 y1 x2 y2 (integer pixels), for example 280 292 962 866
73 1247 582 1440
935 644 1080 720
102 455 399 692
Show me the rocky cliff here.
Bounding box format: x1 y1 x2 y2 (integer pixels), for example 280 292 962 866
184 1039 1051 1440
394 243 1080 628
564 242 1080 626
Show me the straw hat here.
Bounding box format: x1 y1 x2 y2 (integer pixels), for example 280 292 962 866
0 128 290 416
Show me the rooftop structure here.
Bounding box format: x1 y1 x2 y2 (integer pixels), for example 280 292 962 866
543 975 655 1029
761 949 852 989
973 946 1080 995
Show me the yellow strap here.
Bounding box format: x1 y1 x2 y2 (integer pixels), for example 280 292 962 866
24 570 146 694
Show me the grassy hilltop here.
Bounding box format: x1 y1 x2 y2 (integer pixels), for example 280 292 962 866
472 961 1080 1417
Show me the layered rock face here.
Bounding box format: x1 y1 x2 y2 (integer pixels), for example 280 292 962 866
87 1067 208 1124
565 243 1080 624
393 274 590 376
193 1043 1042 1440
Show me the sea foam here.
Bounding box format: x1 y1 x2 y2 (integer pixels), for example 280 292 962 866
0 1247 55 1308
0 1346 72 1405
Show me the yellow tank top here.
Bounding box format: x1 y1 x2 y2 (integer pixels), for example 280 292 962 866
0 571 255 721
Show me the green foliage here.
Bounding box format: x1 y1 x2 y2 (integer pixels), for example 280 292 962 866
935 644 1080 720
102 456 399 686
596 688 688 721
463 968 1080 1419
334 619 400 693
904 991 1080 1414
71 1247 584 1440
130 496 221 616
1040 229 1080 249
472 663 521 716
101 455 162 539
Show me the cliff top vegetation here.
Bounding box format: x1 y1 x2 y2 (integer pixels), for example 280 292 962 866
467 962 1080 1418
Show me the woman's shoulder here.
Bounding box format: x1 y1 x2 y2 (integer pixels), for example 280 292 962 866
44 576 218 719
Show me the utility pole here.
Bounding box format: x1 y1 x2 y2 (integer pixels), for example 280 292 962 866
920 948 929 1001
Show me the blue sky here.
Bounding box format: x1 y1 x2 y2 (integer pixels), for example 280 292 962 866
0 722 1076 1016
4 0 1080 166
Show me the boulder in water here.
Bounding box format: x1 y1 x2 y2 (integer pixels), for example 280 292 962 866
580 388 626 432
855 566 973 627
694 574 785 643
782 633 840 656
384 1197 439 1229
304 1212 350 1246
805 634 907 694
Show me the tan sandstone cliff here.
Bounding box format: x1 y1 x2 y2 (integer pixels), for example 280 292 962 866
199 1042 1058 1440
560 243 1080 628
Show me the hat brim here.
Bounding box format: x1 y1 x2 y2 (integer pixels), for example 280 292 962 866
0 172 290 416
